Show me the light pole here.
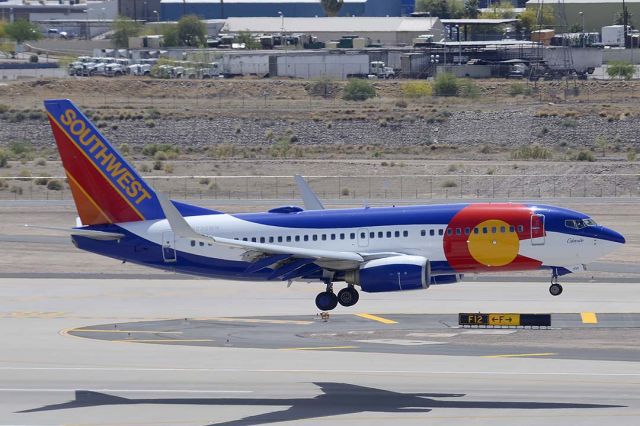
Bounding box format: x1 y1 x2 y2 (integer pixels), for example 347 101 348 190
278 11 286 77
579 11 585 47
153 9 160 22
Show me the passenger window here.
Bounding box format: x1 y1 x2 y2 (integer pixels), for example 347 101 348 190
321 234 327 241
517 225 524 233
361 232 366 239
285 236 291 242
455 228 461 236
370 232 375 238
269 237 274 243
243 237 248 241
446 229 452 236
439 229 444 236
395 231 400 237
251 238 256 242
340 233 345 240
331 234 336 240
378 231 383 238
387 231 392 238
482 227 488 234
351 233 356 239
199 242 204 246
500 226 506 233
304 235 309 241
430 229 435 236
491 227 497 233
421 230 426 236
191 240 195 247
295 236 300 242
278 236 283 243
473 228 479 234
260 237 265 243
464 227 470 235
313 235 318 241
509 226 515 233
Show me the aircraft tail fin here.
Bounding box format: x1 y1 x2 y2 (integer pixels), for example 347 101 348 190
44 99 165 225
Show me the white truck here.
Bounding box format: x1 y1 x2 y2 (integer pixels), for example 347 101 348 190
68 56 91 76
129 63 152 76
369 61 396 79
602 25 628 47
200 62 222 79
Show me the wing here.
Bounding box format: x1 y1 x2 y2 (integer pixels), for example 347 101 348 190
156 193 398 275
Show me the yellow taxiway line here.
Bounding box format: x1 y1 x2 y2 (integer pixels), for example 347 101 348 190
114 339 214 343
71 329 182 334
482 352 557 358
355 313 398 324
580 312 598 324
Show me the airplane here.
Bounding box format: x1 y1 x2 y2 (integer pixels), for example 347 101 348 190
38 99 626 312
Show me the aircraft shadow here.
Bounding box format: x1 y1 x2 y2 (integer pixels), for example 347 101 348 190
19 382 623 426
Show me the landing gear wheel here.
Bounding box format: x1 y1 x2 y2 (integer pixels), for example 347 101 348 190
549 283 563 296
337 287 360 307
315 291 338 311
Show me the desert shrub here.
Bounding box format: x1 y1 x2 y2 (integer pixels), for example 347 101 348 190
342 79 376 101
10 185 23 195
34 177 49 185
607 61 635 80
341 188 350 196
401 81 432 98
17 169 31 181
139 163 151 172
146 107 161 119
511 145 552 160
154 151 168 161
0 149 8 167
9 140 32 156
433 73 459 96
34 157 46 166
573 150 595 162
199 177 211 185
628 150 637 161
395 99 408 108
442 179 458 188
458 79 481 99
307 77 338 98
46 180 63 190
0 180 7 190
153 160 163 170
509 82 525 96
0 104 8 114
163 163 174 173
561 119 577 128
145 120 155 128
28 111 44 120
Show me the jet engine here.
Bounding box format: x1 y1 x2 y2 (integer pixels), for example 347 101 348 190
429 274 464 285
345 255 430 293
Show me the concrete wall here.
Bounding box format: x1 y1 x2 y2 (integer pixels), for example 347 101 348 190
27 39 112 55
0 67 68 81
603 48 640 64
436 64 492 78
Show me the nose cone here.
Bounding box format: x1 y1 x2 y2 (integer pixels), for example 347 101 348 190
598 226 626 244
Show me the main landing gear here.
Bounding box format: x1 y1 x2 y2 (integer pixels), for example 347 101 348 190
549 272 563 296
315 283 359 311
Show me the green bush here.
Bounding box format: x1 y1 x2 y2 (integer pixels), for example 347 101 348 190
342 79 376 101
433 73 459 96
442 179 458 188
307 77 338 98
401 81 433 98
34 157 46 166
34 177 49 185
607 61 635 80
574 150 595 162
458 79 480 99
511 145 552 160
0 149 8 168
46 180 64 191
0 104 8 114
509 82 532 96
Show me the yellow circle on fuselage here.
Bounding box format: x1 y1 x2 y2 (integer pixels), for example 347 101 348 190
467 219 520 267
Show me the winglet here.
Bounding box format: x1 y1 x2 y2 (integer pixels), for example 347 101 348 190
156 192 211 242
294 175 324 210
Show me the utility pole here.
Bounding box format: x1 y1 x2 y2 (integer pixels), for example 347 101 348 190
623 0 629 48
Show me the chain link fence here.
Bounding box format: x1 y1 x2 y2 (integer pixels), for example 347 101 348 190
1 174 639 201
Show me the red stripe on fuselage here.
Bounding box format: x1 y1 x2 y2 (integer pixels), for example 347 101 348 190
49 116 142 224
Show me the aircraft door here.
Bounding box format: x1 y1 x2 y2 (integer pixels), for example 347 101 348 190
357 228 369 247
530 214 545 246
162 231 177 262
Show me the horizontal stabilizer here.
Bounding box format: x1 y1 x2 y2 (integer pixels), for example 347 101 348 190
24 225 124 241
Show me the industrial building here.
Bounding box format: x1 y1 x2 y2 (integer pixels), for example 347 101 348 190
526 0 640 33
159 0 412 21
222 16 445 46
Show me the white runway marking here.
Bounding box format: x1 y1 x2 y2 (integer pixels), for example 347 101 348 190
1 366 639 377
0 388 253 394
356 339 446 346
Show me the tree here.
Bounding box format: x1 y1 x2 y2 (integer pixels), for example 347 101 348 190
160 24 180 47
112 16 142 48
4 19 42 44
177 15 206 47
236 31 260 49
415 0 464 19
321 0 344 17
614 11 633 27
464 0 479 19
518 6 556 33
343 79 376 101
607 61 635 80
568 23 583 33
0 20 6 39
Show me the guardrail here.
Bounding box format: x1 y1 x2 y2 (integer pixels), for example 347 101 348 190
0 174 638 201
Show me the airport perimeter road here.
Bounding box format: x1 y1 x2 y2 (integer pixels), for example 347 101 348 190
1 278 639 426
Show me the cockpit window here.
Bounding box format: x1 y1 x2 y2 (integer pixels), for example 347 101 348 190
565 218 597 229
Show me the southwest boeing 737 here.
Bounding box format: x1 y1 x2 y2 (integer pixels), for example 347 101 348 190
39 99 626 311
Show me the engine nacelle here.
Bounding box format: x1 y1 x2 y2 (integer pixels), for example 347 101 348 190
430 274 464 285
345 255 430 293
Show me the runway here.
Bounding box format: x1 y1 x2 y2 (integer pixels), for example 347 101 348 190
1 278 639 425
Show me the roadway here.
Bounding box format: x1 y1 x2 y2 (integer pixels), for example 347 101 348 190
1 277 639 425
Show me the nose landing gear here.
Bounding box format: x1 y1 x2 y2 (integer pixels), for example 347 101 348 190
549 271 563 296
